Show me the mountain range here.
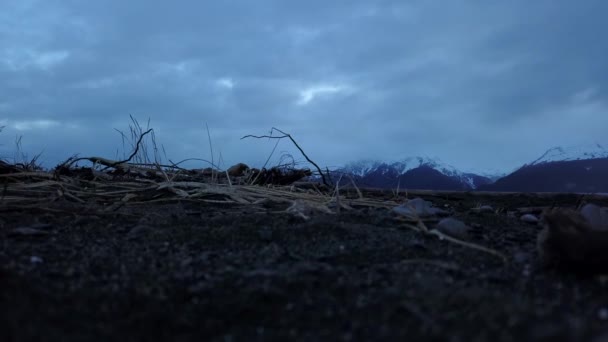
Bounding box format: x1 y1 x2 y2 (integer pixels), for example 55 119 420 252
330 144 608 193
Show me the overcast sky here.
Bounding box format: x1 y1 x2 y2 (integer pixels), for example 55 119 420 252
1 0 607 173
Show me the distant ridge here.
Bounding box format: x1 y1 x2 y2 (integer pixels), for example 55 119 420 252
479 144 608 193
527 144 608 166
333 157 493 190
326 144 608 192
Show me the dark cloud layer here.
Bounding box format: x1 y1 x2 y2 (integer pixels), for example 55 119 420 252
1 0 607 172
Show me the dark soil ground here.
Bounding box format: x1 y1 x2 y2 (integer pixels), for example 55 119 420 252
2 189 608 341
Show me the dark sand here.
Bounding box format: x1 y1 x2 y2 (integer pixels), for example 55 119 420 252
2 189 608 341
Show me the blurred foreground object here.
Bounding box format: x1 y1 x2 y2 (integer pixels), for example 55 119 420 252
538 206 608 274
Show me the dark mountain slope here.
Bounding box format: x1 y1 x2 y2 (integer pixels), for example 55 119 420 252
478 158 608 193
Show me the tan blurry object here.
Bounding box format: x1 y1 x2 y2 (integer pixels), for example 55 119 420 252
538 208 608 274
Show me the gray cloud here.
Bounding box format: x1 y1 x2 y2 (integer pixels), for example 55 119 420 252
1 0 607 172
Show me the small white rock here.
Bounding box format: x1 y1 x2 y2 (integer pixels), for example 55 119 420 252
434 217 470 240
520 214 539 224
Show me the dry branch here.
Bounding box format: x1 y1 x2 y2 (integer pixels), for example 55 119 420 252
241 127 331 187
57 128 154 171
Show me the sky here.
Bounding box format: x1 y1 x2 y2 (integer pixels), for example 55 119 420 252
1 0 607 174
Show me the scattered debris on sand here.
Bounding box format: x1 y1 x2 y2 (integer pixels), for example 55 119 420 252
3 150 608 340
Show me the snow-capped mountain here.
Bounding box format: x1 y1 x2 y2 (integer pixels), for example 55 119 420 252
335 157 493 190
342 159 386 177
341 157 466 177
480 144 608 193
324 144 608 192
527 144 608 166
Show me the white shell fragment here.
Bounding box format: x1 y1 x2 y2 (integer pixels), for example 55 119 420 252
392 198 449 218
286 199 334 220
30 256 43 264
479 205 494 213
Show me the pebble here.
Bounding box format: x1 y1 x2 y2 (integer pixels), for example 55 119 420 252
434 217 470 240
127 225 154 239
520 214 539 224
30 256 43 264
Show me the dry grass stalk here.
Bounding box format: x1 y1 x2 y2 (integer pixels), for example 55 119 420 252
399 258 460 271
334 174 343 214
428 230 507 263
347 174 363 200
397 205 507 264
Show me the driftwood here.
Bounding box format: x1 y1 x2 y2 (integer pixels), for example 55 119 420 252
538 209 608 274
248 167 312 186
0 160 22 175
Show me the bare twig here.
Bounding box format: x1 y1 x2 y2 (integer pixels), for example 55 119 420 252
249 136 281 186
116 128 154 166
242 127 330 187
58 128 153 170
